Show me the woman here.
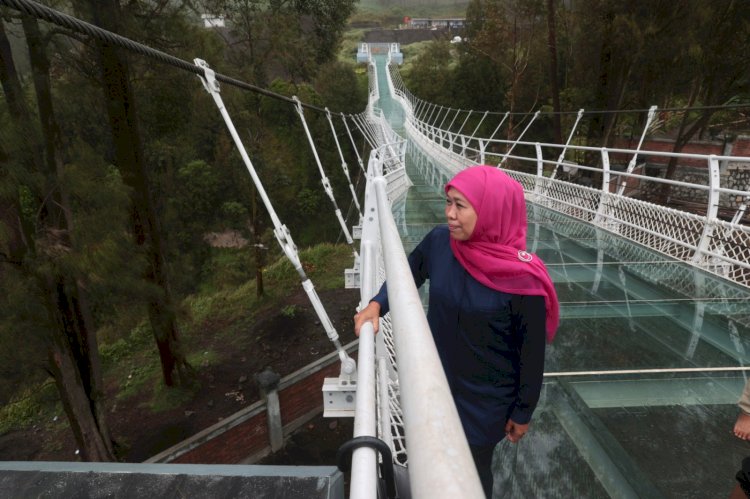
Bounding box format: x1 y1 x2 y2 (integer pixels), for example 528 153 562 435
354 165 560 497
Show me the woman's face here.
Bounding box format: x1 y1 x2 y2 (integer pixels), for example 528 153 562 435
445 187 477 241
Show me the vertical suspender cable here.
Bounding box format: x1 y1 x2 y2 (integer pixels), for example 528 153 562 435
343 115 367 174
294 96 357 250
327 108 362 216
550 109 584 179
616 105 658 195
194 59 355 378
499 110 541 165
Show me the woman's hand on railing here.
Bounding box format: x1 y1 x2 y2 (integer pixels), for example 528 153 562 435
504 419 529 443
354 301 381 336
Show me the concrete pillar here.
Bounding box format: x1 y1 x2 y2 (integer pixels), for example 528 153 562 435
256 368 283 453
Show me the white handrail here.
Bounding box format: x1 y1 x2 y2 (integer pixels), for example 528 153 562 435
372 177 484 498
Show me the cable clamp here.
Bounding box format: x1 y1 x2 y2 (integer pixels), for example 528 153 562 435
194 58 219 93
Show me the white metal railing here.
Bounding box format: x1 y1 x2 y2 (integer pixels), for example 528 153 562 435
386 61 750 288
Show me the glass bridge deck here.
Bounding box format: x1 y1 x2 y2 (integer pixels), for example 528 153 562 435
374 56 749 498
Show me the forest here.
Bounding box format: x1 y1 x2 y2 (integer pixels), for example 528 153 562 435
1 0 749 462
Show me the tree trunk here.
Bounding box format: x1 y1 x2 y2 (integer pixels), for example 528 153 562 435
583 11 615 173
45 298 113 462
0 141 33 260
0 20 44 173
1 17 115 460
23 14 117 457
546 0 562 144
658 110 715 205
87 0 190 386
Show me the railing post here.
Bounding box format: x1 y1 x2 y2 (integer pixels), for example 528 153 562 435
256 368 283 453
348 169 383 497
594 148 611 225
616 105 658 196
437 107 452 129
446 108 461 132
533 142 544 201
464 110 489 155
692 155 722 263
452 110 473 149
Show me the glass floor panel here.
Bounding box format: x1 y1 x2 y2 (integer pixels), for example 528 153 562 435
372 54 749 498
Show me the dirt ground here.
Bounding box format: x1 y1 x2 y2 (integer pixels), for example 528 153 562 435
0 287 360 466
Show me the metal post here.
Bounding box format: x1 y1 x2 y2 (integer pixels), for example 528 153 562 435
593 148 612 225
692 155 721 263
437 107 453 130
430 106 447 127
424 103 438 126
256 368 283 452
350 318 377 499
450 110 473 151
464 110 489 154
616 105 658 196
533 142 544 201
349 175 383 497
487 112 509 143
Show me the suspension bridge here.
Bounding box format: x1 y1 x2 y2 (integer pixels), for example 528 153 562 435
2 1 750 498
340 44 750 499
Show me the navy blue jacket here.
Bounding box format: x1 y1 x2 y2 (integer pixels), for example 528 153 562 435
372 225 546 446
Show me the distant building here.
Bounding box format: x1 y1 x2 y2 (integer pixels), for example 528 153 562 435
407 18 465 30
201 14 225 28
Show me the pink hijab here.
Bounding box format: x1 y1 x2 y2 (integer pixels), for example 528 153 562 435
445 165 560 342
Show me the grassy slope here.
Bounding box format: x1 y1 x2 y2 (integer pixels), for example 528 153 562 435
0 244 355 440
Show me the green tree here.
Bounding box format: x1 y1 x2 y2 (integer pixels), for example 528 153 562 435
450 0 547 139
0 14 126 460
82 0 192 387
546 0 562 143
657 0 750 199
313 60 367 114
197 0 358 83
